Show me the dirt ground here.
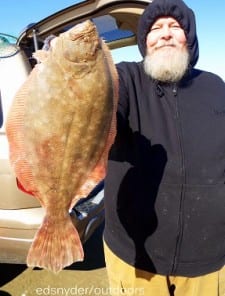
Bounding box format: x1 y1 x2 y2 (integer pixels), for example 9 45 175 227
0 223 110 296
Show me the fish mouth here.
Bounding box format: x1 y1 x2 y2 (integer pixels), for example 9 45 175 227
66 20 97 42
59 20 101 65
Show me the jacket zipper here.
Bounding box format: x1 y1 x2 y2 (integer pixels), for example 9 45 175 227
170 85 186 274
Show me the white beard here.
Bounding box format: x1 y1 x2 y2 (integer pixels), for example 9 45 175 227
144 45 190 82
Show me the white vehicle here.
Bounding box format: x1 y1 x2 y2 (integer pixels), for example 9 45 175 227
0 0 149 264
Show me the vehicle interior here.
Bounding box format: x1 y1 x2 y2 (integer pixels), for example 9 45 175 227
18 0 151 67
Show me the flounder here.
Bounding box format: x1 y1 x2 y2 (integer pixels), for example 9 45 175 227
5 20 118 273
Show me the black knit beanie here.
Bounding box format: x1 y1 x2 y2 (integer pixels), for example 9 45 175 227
137 0 199 67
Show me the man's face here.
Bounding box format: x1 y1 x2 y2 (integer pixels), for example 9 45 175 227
144 17 189 82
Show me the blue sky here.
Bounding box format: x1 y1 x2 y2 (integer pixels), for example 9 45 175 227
0 0 224 80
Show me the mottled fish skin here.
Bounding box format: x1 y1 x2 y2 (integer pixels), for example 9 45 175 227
6 20 118 273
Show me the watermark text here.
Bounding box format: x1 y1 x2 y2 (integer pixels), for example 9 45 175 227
35 285 145 295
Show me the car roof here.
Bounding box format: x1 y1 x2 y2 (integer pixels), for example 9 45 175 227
17 0 151 59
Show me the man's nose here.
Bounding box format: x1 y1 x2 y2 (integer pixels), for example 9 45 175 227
161 25 172 39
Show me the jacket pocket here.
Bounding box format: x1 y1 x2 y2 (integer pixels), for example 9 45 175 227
179 183 225 264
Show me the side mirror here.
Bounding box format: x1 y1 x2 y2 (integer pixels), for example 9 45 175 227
0 33 19 58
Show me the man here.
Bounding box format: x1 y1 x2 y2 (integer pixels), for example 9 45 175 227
103 0 225 295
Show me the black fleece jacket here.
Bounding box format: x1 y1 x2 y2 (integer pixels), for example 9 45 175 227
104 0 225 276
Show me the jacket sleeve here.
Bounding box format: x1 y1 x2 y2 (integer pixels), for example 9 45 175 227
116 62 130 131
108 62 130 161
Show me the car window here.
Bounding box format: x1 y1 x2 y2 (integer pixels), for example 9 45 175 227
92 15 142 64
92 15 134 43
111 45 142 64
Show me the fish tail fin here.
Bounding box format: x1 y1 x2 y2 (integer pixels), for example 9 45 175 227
27 214 84 273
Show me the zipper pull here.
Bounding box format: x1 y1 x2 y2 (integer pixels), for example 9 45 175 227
156 84 164 97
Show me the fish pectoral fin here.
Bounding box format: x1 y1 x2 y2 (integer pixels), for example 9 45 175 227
70 160 106 209
26 214 84 273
